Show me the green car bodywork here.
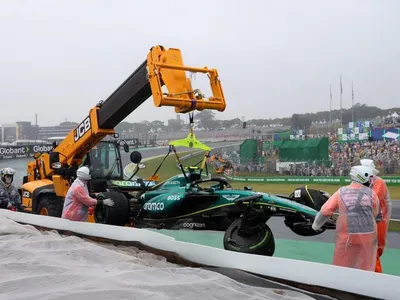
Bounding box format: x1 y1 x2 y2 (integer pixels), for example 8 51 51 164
136 172 318 219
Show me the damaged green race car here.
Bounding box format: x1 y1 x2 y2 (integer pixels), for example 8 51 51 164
93 132 336 257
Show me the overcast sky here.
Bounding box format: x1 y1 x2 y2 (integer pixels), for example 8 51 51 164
0 0 399 126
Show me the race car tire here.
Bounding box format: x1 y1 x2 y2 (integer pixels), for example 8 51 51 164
284 216 326 236
223 219 275 256
95 191 129 226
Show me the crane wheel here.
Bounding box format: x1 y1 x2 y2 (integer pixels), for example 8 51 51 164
36 195 63 217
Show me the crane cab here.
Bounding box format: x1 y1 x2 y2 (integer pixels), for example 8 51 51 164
20 140 141 218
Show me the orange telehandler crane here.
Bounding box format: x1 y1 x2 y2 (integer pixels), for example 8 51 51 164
19 45 226 218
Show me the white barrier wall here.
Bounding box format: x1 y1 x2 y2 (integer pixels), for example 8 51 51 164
0 210 398 300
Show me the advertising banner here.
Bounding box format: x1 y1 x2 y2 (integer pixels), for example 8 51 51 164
224 174 400 186
0 138 141 160
123 139 139 147
0 144 53 160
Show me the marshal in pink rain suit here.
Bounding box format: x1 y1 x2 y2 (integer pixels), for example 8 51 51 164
314 182 380 271
61 178 97 222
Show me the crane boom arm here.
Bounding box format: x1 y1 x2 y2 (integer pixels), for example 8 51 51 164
29 45 226 193
99 45 227 129
97 59 151 129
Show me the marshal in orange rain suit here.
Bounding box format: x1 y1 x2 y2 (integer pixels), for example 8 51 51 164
313 182 380 271
371 176 392 273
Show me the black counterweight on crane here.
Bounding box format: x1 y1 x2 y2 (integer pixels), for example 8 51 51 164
97 60 153 129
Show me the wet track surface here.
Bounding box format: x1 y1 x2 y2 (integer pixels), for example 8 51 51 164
389 201 400 220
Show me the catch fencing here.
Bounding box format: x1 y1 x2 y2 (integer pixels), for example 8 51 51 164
223 174 400 186
224 155 400 177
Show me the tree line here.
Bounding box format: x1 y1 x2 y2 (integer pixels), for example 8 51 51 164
108 104 400 134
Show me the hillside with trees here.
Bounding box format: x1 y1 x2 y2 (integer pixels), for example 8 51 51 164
114 104 400 134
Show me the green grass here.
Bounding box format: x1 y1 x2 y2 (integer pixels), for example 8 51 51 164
139 150 207 179
389 220 400 232
227 181 400 199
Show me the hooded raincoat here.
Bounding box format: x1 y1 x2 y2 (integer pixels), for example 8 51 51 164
313 182 380 271
0 181 21 209
371 176 392 273
61 178 97 222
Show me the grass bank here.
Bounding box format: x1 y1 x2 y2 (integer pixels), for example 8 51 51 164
230 182 400 200
388 220 400 232
138 150 206 179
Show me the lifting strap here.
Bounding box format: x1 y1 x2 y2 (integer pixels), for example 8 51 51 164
189 112 194 130
171 145 189 182
151 112 211 184
148 146 172 182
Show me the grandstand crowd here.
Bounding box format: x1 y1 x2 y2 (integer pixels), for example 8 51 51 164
219 139 400 176
373 113 400 128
